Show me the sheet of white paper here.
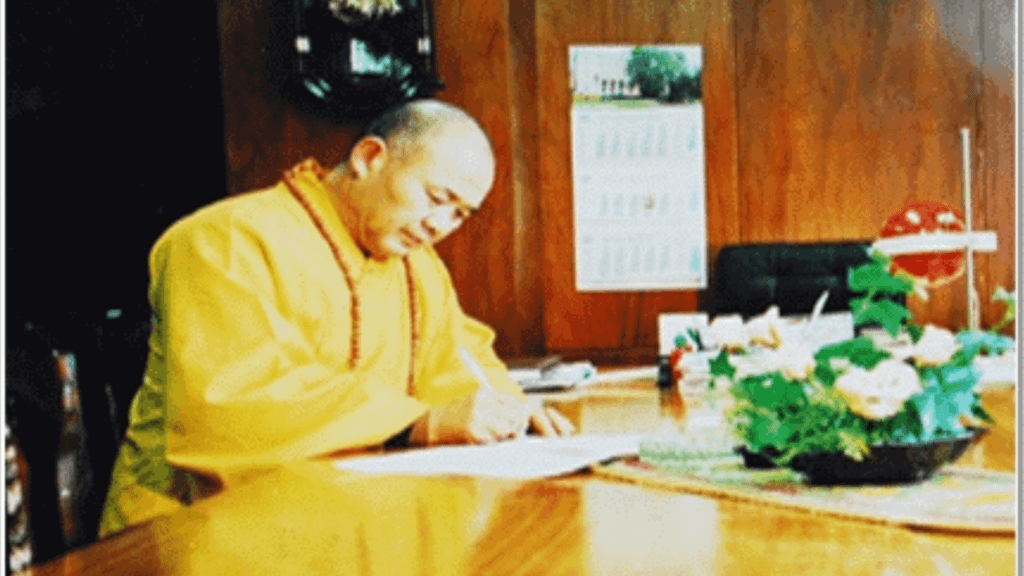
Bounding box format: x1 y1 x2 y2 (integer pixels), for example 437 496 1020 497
334 434 644 480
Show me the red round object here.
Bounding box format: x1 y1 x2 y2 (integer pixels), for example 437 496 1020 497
879 200 966 286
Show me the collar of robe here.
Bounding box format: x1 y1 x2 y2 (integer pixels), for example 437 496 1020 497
282 158 419 394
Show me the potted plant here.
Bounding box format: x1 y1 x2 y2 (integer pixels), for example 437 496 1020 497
709 251 1014 484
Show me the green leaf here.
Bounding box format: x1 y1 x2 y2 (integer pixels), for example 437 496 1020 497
847 263 884 291
943 390 977 417
686 327 704 350
868 249 891 267
939 364 980 393
708 348 736 378
971 403 995 424
906 323 924 343
992 286 1016 331
889 426 918 443
926 389 974 435
816 337 872 360
938 419 967 436
886 405 922 443
742 373 788 409
812 363 838 387
815 336 891 369
909 392 939 440
848 262 915 295
956 330 1014 359
748 415 790 450
855 299 912 337
992 285 1015 305
919 368 941 390
944 349 974 368
849 296 870 319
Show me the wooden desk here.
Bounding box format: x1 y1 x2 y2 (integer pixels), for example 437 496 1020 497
35 381 1016 576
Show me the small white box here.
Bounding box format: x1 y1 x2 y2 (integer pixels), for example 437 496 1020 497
794 311 855 352
658 312 709 355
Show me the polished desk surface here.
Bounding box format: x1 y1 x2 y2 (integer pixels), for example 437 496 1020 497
37 379 1017 576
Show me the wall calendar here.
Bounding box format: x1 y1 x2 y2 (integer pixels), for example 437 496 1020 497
569 44 706 291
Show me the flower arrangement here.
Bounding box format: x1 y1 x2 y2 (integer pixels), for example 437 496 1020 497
707 251 1015 466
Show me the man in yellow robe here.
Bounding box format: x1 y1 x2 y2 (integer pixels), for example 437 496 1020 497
100 100 572 537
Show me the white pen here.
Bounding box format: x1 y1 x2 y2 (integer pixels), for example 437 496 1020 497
810 290 830 325
806 290 830 341
457 347 529 438
458 347 494 390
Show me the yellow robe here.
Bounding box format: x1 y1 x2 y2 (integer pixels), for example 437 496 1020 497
99 159 522 537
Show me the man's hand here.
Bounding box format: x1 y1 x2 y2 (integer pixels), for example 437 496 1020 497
526 397 576 437
409 387 531 445
409 391 576 446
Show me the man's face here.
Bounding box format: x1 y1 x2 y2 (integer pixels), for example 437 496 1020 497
352 129 495 260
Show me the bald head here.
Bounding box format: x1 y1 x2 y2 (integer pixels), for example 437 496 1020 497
328 99 496 260
351 99 494 161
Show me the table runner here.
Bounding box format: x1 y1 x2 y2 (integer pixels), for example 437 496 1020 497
594 455 1015 534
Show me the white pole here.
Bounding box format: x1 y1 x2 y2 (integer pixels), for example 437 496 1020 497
961 127 980 331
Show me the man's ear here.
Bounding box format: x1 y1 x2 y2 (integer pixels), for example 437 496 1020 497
347 136 388 179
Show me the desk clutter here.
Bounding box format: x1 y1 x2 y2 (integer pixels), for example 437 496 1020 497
504 355 599 392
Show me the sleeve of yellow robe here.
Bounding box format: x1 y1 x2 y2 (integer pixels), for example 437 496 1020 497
156 221 430 477
409 246 525 404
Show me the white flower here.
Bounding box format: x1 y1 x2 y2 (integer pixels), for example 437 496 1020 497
912 324 959 366
871 359 922 400
833 367 869 393
834 367 902 420
772 343 816 381
708 314 747 350
745 305 784 348
833 360 922 420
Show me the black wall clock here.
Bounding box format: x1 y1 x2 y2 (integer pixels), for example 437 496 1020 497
285 0 445 121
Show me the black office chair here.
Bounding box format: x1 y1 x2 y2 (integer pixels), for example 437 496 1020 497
6 320 89 565
5 308 150 566
711 241 876 318
710 240 909 338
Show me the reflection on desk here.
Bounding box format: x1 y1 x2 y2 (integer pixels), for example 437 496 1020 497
35 380 1016 576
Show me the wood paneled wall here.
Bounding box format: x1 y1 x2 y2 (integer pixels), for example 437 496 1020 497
526 0 1014 360
217 0 1014 362
733 0 1015 334
219 0 360 193
429 0 543 358
531 0 737 363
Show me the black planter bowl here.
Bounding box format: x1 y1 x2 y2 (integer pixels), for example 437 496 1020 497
734 446 781 469
786 428 987 485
